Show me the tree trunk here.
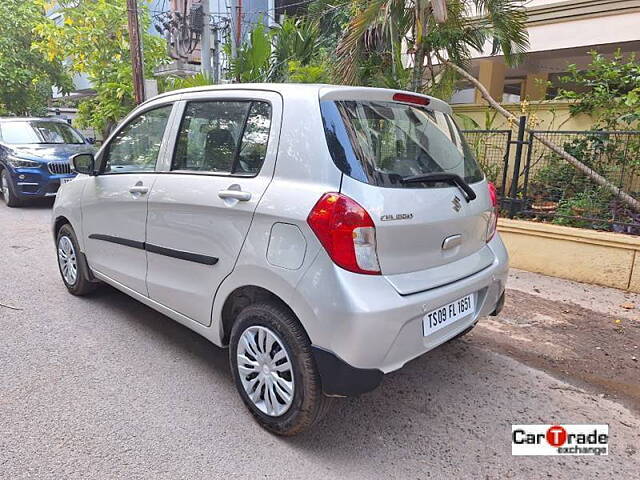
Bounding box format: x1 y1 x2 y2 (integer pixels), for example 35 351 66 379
410 3 428 92
411 45 426 92
446 60 640 213
102 121 115 142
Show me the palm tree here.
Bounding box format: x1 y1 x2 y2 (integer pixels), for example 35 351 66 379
336 0 529 93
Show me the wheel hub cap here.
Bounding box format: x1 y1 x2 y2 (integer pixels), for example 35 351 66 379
236 325 294 417
57 236 78 285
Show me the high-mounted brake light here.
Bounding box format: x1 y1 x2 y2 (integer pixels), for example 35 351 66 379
392 92 430 106
486 182 499 242
307 193 381 275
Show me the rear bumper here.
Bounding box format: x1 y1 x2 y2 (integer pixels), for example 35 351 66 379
295 233 509 393
311 288 505 397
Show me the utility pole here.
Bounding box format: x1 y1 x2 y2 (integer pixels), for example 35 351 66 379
229 0 238 63
200 0 213 78
126 0 145 104
236 0 242 48
212 26 220 84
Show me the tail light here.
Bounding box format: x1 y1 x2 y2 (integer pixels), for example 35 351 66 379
307 193 381 275
486 182 499 242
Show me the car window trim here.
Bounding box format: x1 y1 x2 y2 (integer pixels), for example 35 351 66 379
166 170 255 178
169 98 273 178
97 102 175 176
230 102 254 175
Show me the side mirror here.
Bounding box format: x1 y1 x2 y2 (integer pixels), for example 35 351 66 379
86 137 96 145
71 153 96 175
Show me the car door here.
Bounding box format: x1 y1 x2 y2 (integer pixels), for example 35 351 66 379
145 91 281 325
82 103 175 295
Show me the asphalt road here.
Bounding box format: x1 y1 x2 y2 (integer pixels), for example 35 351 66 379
1 201 639 479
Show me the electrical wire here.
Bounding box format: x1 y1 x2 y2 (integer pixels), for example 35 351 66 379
239 0 351 34
242 0 321 16
152 0 352 80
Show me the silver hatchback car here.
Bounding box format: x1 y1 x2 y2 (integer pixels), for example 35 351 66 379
53 84 508 435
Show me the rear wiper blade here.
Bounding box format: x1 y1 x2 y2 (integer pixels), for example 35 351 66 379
401 173 477 202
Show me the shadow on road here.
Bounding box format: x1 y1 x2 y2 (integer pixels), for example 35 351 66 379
81 284 232 384
9 198 56 210
78 283 498 455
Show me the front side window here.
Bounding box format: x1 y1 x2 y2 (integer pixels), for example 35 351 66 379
102 105 172 173
172 100 271 175
321 100 484 188
0 121 85 145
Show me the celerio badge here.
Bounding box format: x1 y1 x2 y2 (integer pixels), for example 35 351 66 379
380 213 414 221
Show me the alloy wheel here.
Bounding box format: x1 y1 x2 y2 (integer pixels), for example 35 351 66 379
236 325 295 417
58 236 78 286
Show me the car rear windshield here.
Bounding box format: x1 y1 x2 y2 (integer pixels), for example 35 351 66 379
320 100 484 188
0 121 85 145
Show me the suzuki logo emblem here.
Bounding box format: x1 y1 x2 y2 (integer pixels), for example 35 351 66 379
452 195 462 212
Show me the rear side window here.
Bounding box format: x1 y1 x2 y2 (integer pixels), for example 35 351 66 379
320 100 483 188
172 100 271 176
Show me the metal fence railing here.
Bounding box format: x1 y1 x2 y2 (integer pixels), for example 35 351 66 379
462 125 640 235
462 129 511 195
522 131 640 234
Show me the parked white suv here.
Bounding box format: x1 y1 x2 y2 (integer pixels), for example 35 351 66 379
53 84 508 435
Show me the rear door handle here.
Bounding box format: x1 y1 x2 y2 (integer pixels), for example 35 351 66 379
129 185 149 194
218 189 251 201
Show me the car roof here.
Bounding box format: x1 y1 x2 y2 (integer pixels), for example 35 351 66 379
142 83 452 114
0 117 70 123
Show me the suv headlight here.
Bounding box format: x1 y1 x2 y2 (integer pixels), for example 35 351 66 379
7 155 40 168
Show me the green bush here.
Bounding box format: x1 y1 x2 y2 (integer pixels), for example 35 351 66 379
553 190 613 229
533 50 640 232
527 134 638 231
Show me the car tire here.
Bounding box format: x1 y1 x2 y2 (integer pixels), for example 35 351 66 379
1 169 22 208
56 224 98 296
229 302 333 436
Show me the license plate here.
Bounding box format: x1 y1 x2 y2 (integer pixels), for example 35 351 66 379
423 294 475 336
60 177 74 185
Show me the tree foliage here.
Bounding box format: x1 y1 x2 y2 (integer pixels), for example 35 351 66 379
161 72 214 91
271 16 323 79
336 0 529 94
286 61 332 83
557 50 640 129
226 17 328 83
0 0 70 116
33 0 168 136
308 0 352 54
225 22 273 83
